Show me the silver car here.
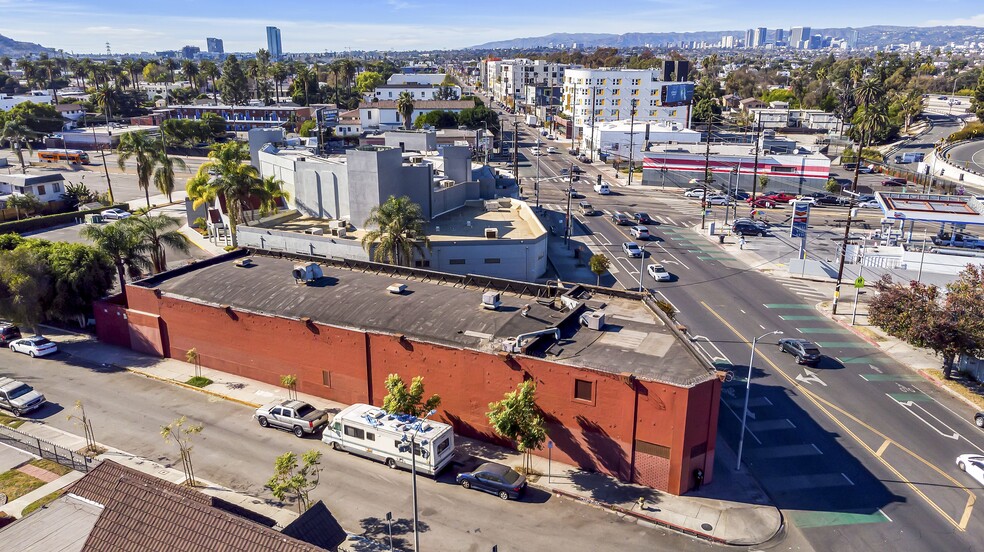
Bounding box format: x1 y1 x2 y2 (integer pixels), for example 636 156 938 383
0 377 46 416
254 400 330 438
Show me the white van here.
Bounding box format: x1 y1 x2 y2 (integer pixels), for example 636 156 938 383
322 403 456 476
594 182 611 195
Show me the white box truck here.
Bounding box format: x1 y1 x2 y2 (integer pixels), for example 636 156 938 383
525 114 538 127
322 403 456 475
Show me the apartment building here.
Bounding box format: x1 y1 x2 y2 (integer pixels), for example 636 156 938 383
486 59 572 110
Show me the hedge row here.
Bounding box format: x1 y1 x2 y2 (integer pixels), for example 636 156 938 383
0 204 130 235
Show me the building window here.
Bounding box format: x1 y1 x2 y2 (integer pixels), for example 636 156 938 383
449 259 466 265
322 370 331 387
52 183 62 193
631 89 639 96
574 379 593 401
771 167 795 173
484 258 501 264
414 260 431 268
37 185 46 196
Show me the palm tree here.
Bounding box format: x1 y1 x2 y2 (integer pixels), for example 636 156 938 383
245 58 260 101
186 142 259 247
396 92 415 130
0 118 39 174
163 58 178 86
80 221 148 304
897 89 922 133
123 214 190 274
295 65 312 106
117 131 162 208
271 62 287 104
361 195 431 266
258 175 290 216
199 60 220 105
93 85 121 119
153 152 188 202
182 60 200 91
339 59 357 96
327 60 343 105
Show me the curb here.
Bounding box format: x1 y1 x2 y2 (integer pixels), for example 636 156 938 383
820 309 881 347
124 368 262 408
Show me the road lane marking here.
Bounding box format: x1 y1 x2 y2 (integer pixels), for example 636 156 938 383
764 304 814 309
700 300 976 532
761 473 854 492
797 328 852 334
779 315 825 321
748 419 795 431
749 444 822 459
786 509 891 529
795 369 827 387
838 356 877 363
893 397 960 440
816 341 875 348
859 374 922 382
876 439 891 457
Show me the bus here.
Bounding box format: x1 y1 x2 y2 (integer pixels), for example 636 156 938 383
322 403 456 476
37 150 90 165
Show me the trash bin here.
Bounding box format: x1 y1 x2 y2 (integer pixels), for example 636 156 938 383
719 235 725 244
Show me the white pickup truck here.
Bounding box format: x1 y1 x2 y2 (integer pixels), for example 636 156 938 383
254 400 330 438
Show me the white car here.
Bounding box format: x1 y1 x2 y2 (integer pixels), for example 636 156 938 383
647 263 671 281
547 134 556 140
705 195 730 205
684 189 706 198
622 242 643 258
630 226 650 240
956 454 984 485
102 208 131 220
546 146 557 154
789 197 817 206
9 336 58 358
529 147 543 156
858 200 881 209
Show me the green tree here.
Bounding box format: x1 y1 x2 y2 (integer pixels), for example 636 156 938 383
824 177 841 194
220 55 249 105
80 221 148 303
758 175 770 193
6 193 43 219
7 101 63 134
589 253 610 285
0 117 39 173
41 241 114 325
298 119 316 137
396 91 415 130
258 175 290 216
161 416 204 487
413 110 458 129
355 71 384 95
61 181 98 209
152 151 187 202
199 60 220 104
692 98 721 123
487 380 546 475
267 450 323 513
381 374 441 417
0 247 53 334
360 195 431 266
124 214 190 274
457 105 498 130
186 141 259 247
973 68 984 122
117 130 162 208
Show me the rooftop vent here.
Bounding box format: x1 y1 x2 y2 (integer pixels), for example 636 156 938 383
580 311 606 331
292 263 324 284
485 228 498 239
387 282 407 294
481 291 501 310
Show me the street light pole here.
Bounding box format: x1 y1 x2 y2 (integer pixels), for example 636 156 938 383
638 244 647 292
737 330 783 471
535 136 541 209
628 99 638 186
407 409 437 552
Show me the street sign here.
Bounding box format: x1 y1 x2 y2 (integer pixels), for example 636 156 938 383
854 276 865 289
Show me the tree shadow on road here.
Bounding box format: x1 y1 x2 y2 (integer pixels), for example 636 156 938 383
359 515 428 551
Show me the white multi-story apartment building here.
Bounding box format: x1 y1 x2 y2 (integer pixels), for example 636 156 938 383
562 68 694 137
366 83 461 102
485 59 572 108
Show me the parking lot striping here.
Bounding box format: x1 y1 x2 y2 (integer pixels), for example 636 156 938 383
859 374 923 382
701 300 976 532
876 439 892 457
786 509 892 529
797 328 852 334
816 341 875 348
779 315 825 321
764 303 814 309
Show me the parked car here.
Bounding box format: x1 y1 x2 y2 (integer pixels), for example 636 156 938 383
101 208 131 220
632 212 654 224
789 197 817 206
0 377 46 416
732 220 768 236
611 213 631 225
705 195 730 206
8 336 58 357
762 193 798 203
578 154 590 163
630 226 650 239
456 462 527 500
778 338 822 366
974 411 984 428
956 454 984 486
815 195 844 206
254 400 330 438
0 323 21 347
858 165 874 174
546 134 556 140
730 190 751 201
859 200 881 209
881 178 906 187
748 198 777 209
647 263 671 282
684 189 706 198
622 242 643 257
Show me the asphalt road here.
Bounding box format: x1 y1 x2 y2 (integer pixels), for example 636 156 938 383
0 345 718 552
947 141 984 176
514 138 984 551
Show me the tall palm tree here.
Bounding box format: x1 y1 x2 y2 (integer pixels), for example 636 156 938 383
396 92 415 129
93 85 121 119
199 60 220 105
0 118 38 174
295 65 312 106
271 61 287 104
245 58 260 101
258 175 290 216
80 221 148 304
123 214 190 274
847 77 887 192
361 195 431 266
340 59 357 97
153 152 188 202
117 131 162 208
182 60 200 91
186 142 259 247
163 58 178 86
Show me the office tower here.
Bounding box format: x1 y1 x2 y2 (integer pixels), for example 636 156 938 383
753 27 768 47
846 29 859 49
790 27 811 49
775 29 785 45
206 37 224 54
744 29 754 48
674 60 690 81
266 26 282 58
181 45 200 59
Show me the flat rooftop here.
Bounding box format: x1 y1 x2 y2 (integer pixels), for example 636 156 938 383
876 192 984 225
427 203 539 241
144 255 713 387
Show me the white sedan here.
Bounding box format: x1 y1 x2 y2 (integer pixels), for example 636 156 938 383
684 189 706 198
789 197 817 206
647 263 671 281
102 208 132 220
858 200 881 209
9 336 58 358
956 454 984 485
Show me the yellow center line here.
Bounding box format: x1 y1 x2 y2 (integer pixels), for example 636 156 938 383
701 300 974 531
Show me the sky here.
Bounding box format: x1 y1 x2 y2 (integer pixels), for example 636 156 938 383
1 0 983 54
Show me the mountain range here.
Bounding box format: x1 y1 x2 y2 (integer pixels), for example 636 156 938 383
0 34 56 58
469 26 984 50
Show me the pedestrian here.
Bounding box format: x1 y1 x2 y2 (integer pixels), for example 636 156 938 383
739 237 746 250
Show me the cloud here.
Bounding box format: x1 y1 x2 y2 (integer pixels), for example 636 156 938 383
925 13 984 26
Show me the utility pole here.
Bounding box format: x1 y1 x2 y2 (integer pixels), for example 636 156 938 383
512 118 519 195
628 99 638 186
749 123 762 203
570 78 578 152
535 135 541 209
700 118 712 230
833 127 866 315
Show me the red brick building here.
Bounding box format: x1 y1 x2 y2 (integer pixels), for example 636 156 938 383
95 253 721 495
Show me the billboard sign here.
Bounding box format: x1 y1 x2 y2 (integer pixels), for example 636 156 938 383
790 202 810 238
661 83 695 106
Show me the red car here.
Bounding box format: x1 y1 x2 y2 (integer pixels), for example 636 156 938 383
763 193 798 203
749 197 777 208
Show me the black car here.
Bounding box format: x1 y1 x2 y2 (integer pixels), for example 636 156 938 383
611 213 632 225
571 165 585 174
732 221 767 237
457 462 527 500
567 188 584 199
778 338 822 366
815 195 843 206
632 212 655 224
0 324 21 347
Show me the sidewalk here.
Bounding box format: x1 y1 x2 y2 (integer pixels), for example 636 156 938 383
42 327 782 546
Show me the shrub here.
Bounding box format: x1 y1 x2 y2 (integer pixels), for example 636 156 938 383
0 204 129 234
185 376 213 388
947 122 984 143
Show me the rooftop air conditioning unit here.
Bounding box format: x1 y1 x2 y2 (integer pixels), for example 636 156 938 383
440 179 456 188
336 227 347 238
482 291 501 310
306 227 324 235
580 311 606 331
485 228 498 239
387 282 407 294
292 263 324 284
